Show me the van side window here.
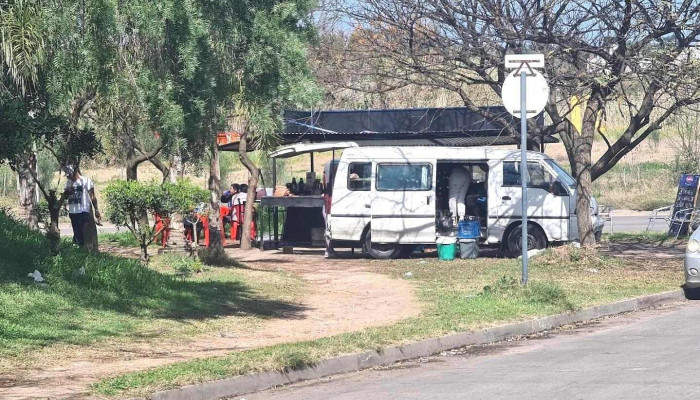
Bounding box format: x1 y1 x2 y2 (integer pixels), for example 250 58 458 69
377 163 432 191
503 161 556 190
348 162 371 191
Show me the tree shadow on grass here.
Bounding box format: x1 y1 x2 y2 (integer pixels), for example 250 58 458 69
0 211 308 355
0 254 307 357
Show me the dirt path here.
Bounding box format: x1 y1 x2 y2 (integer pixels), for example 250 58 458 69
598 239 686 262
0 249 419 400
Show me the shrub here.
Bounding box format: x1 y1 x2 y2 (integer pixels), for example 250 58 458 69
104 180 209 262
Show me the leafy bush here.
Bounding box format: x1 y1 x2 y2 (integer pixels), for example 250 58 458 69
104 180 209 261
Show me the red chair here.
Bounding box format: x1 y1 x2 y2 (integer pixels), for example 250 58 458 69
153 213 171 248
219 205 231 246
231 203 257 242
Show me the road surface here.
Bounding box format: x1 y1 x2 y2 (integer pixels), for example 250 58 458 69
609 214 666 233
243 301 700 400
58 222 119 236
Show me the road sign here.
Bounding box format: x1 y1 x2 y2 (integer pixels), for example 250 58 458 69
501 71 550 119
505 54 545 69
501 54 549 286
506 54 544 69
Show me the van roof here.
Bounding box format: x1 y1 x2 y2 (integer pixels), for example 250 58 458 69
341 146 551 161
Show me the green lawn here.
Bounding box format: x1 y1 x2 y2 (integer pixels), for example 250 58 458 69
99 231 143 247
94 245 682 397
0 211 305 371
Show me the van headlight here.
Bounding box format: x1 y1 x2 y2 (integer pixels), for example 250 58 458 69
688 239 700 253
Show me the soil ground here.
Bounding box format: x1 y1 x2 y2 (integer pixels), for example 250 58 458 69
598 237 686 263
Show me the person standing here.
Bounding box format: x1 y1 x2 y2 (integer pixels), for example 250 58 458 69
448 166 472 222
63 165 100 251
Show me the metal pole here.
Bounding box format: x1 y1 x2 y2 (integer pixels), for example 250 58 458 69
272 158 279 247
520 69 529 285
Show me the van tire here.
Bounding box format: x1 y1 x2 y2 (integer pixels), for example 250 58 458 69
504 223 547 258
363 230 402 259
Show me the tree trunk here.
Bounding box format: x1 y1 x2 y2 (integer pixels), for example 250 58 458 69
573 152 595 246
17 154 39 230
149 156 171 184
208 142 222 248
140 236 149 264
169 155 182 184
239 131 259 251
46 190 61 254
571 93 601 247
125 147 139 181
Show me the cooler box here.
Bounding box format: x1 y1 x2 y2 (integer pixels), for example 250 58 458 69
437 237 458 261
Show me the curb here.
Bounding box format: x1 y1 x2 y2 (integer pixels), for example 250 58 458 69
147 290 685 400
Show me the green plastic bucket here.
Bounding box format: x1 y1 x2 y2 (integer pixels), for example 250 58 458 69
437 241 457 260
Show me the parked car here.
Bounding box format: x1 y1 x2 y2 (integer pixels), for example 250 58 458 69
684 226 700 298
591 197 605 241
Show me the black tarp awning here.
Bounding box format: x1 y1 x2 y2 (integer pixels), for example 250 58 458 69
219 106 553 152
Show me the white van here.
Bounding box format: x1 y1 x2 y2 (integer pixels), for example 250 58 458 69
319 145 603 259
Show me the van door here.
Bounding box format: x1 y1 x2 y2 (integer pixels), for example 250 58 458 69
329 159 374 241
371 161 436 244
498 160 569 241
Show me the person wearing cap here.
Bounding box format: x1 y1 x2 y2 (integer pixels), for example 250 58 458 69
63 165 100 249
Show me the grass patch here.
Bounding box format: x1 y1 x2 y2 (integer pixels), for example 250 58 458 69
94 244 682 397
592 162 676 210
0 211 306 366
99 231 142 247
603 231 672 242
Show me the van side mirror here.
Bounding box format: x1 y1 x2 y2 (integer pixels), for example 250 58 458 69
551 181 568 196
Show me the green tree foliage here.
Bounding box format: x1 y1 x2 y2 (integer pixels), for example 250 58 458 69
2 0 321 251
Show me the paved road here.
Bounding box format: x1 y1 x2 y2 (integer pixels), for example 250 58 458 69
609 214 666 233
243 302 700 400
58 223 120 236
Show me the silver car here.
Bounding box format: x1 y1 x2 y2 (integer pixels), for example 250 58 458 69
590 197 605 241
685 226 700 298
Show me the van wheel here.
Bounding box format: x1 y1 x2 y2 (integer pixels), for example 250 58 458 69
364 230 402 259
505 224 547 258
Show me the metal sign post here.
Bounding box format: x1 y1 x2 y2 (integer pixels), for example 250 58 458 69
501 54 549 285
520 70 529 284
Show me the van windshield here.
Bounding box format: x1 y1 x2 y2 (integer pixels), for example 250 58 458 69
545 159 576 188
